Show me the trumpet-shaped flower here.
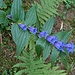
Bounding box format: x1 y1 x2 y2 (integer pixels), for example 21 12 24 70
19 24 28 31
46 36 57 44
54 41 65 52
38 31 48 39
64 42 74 53
29 26 38 34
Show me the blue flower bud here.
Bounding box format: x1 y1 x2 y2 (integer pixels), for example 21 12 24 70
19 24 28 31
7 14 12 19
54 41 65 52
28 26 37 34
38 31 48 39
46 36 57 44
64 42 74 53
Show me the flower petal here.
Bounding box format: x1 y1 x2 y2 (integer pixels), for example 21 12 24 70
29 26 37 34
38 31 48 39
19 24 28 31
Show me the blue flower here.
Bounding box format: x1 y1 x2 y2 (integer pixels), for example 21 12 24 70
19 24 28 31
54 41 65 52
46 36 57 44
28 26 38 34
38 31 48 39
7 14 12 19
64 42 74 53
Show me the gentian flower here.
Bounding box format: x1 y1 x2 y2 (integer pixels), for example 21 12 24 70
7 14 12 19
38 31 48 39
64 42 74 53
19 24 28 31
28 26 37 34
46 36 57 44
54 41 65 52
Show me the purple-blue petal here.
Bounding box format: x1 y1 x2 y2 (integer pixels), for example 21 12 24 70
38 31 48 39
64 42 74 53
29 26 37 34
46 36 57 44
54 41 65 52
7 14 12 19
19 24 28 31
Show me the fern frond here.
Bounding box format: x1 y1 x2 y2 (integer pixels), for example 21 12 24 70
13 49 67 75
35 0 63 24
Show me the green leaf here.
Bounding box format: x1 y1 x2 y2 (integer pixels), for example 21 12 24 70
13 49 67 75
60 52 67 67
11 0 24 22
51 48 59 67
42 17 55 34
62 30 73 43
0 10 6 24
51 30 73 67
35 14 40 31
54 30 73 42
14 69 26 75
35 0 61 24
36 38 51 61
35 45 43 58
25 5 37 26
0 0 7 9
11 24 30 55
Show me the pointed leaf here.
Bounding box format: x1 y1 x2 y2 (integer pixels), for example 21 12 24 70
60 52 68 68
25 5 37 26
35 45 43 58
42 17 55 34
11 0 24 22
62 30 73 43
11 24 30 55
36 38 51 61
51 48 59 67
14 69 26 75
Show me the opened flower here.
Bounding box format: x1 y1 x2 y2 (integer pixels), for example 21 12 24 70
19 24 28 31
28 26 38 34
38 31 48 39
54 41 65 52
64 42 74 53
46 36 57 44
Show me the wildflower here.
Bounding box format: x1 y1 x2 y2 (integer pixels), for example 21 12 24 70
46 36 57 44
54 41 65 52
28 26 37 34
7 14 12 19
38 31 48 39
64 42 74 53
19 24 28 31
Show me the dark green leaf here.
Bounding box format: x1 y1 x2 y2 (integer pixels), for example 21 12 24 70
35 14 40 31
60 52 68 68
51 48 59 67
25 5 37 26
42 16 55 34
11 0 24 22
11 24 30 55
35 45 43 58
0 10 6 24
36 38 51 61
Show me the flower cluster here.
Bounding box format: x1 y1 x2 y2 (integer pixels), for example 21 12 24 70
19 23 75 53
